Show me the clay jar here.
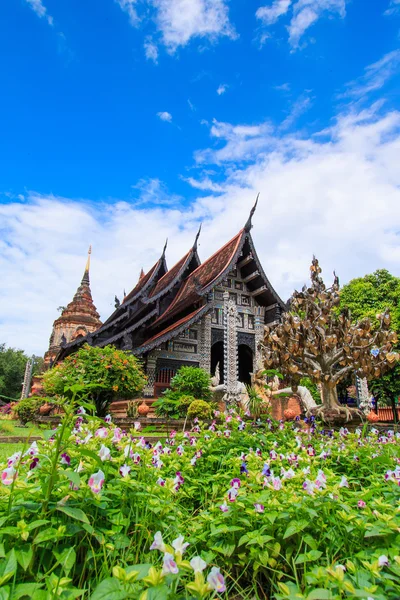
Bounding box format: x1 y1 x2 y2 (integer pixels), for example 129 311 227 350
283 408 297 421
137 401 149 417
367 411 379 423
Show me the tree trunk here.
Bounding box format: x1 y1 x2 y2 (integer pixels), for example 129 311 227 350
321 384 341 410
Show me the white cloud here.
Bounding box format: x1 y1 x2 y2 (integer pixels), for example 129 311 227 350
274 82 291 92
384 0 400 16
340 50 400 98
280 92 313 130
115 0 139 25
257 0 347 49
152 0 236 52
144 37 159 63
217 83 228 95
288 0 346 48
157 111 173 122
2 102 400 355
24 0 53 26
256 0 292 25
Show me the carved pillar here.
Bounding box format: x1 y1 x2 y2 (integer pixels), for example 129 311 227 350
198 314 212 373
223 291 238 396
143 349 161 397
356 376 370 412
254 306 265 372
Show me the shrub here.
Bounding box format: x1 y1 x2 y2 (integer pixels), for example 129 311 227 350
42 344 147 416
187 399 212 420
169 366 212 400
13 396 47 425
154 391 195 419
246 385 267 419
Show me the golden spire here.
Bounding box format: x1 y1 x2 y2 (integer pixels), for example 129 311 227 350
82 245 92 284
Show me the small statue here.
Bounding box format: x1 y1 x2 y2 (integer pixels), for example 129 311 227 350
60 333 67 346
115 295 121 308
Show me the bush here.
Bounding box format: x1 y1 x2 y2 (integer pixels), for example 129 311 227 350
169 366 212 400
13 396 47 425
42 344 147 416
187 399 212 420
154 391 195 419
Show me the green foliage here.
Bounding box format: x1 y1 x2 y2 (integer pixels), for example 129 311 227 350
340 269 400 405
246 386 265 419
339 269 400 332
12 396 49 425
0 344 28 401
153 391 195 419
299 377 321 404
169 366 212 400
42 344 147 416
187 399 213 420
0 410 399 599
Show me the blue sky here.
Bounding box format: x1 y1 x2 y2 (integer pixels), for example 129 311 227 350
1 0 400 355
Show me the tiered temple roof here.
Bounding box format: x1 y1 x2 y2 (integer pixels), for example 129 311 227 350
57 201 286 361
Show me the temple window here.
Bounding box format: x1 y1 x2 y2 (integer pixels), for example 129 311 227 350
211 308 220 324
241 295 250 306
229 293 237 304
234 281 243 290
248 315 255 329
237 312 244 328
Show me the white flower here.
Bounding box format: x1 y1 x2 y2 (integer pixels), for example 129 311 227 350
171 535 189 556
378 555 389 567
98 445 111 461
119 464 131 477
339 476 349 488
190 556 207 573
207 566 226 592
150 531 166 552
161 552 179 575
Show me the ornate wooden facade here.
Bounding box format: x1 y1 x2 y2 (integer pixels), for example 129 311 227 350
58 202 286 396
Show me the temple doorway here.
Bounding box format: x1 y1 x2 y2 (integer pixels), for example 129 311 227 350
238 344 253 386
211 341 224 384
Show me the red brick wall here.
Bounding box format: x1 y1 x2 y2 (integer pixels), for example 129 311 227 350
270 396 302 420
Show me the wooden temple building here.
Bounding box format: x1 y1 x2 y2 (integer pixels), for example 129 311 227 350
56 202 286 398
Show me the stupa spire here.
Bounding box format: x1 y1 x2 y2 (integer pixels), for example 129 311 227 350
81 245 91 285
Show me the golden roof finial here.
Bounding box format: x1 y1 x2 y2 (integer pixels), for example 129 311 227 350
85 245 92 273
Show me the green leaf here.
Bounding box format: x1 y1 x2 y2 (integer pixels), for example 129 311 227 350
16 547 33 571
12 583 44 599
144 586 170 600
42 429 57 441
56 506 90 525
307 590 333 600
90 578 127 600
0 549 17 587
0 587 10 600
33 528 58 545
125 563 152 581
79 449 104 468
53 547 76 573
63 470 81 487
283 520 308 539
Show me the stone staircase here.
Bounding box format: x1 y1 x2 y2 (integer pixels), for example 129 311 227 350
110 398 158 419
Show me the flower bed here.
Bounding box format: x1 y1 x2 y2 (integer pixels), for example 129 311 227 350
0 408 399 599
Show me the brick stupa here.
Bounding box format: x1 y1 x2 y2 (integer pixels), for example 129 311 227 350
44 247 102 368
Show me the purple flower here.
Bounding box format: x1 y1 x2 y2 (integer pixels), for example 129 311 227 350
150 531 166 552
207 567 226 593
254 503 264 513
219 501 229 512
357 500 366 508
2 466 17 486
156 477 165 487
104 414 112 424
262 463 271 477
29 458 39 470
378 555 389 567
60 453 71 466
240 462 248 475
95 427 108 439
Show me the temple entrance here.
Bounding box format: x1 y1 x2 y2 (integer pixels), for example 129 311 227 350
211 341 224 384
238 344 253 386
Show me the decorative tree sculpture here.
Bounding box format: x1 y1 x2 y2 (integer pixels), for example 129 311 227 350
262 258 400 421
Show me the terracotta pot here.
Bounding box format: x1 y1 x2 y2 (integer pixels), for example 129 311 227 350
367 411 379 423
39 403 53 415
283 408 297 421
137 401 149 416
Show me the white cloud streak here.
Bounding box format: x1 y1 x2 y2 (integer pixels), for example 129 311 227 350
256 0 292 25
24 0 53 26
115 0 139 25
144 37 159 63
340 50 400 98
